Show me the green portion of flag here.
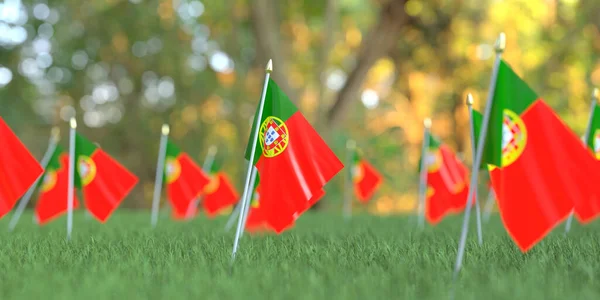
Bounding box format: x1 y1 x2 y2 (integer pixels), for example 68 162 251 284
74 133 99 188
586 105 600 153
208 158 220 174
166 140 181 159
470 109 488 170
47 145 64 171
481 59 539 167
75 133 98 157
245 79 299 165
36 145 64 190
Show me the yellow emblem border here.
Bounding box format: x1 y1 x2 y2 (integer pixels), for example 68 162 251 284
78 156 97 187
501 109 527 167
40 170 57 192
165 157 181 184
259 116 290 158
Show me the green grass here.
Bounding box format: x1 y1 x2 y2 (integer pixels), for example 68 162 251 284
0 211 599 299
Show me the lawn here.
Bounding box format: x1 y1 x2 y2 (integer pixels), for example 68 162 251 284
0 211 599 300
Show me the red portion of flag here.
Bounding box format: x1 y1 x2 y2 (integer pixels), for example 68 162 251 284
255 113 343 233
83 150 138 222
0 118 43 218
426 145 470 224
203 173 239 217
166 153 210 217
354 160 382 203
490 101 579 252
245 186 325 234
35 154 80 225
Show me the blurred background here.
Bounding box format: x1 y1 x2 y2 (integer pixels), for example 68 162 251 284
0 0 598 214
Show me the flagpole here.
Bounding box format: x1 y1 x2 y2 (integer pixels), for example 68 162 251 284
185 146 218 219
565 88 598 235
482 187 496 223
67 118 77 241
231 59 272 263
240 166 258 236
344 139 356 220
466 95 483 245
151 124 170 228
417 118 431 230
224 159 252 232
8 127 60 231
452 32 505 283
224 200 241 232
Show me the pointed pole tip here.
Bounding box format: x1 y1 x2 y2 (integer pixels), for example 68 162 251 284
51 126 60 141
208 145 217 155
424 118 432 128
69 118 77 129
161 124 170 136
495 32 506 53
346 139 356 149
466 94 474 106
266 59 273 73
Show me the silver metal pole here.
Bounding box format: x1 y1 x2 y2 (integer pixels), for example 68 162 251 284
151 124 170 228
344 139 356 220
453 32 506 280
231 59 272 262
67 118 77 241
417 118 431 229
467 95 483 245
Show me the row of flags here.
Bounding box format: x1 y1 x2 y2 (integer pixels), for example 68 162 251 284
0 76 385 236
10 32 598 260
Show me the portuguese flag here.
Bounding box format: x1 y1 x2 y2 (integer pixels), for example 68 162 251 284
585 105 600 159
0 117 43 218
478 60 600 251
164 140 210 217
245 176 325 233
202 160 239 217
75 133 138 222
420 135 470 224
244 78 343 233
35 146 80 225
349 149 382 203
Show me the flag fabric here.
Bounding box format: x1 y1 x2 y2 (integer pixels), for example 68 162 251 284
349 149 382 203
164 140 210 218
585 105 600 159
202 161 239 217
244 78 343 233
478 60 600 252
470 109 487 171
35 146 80 225
420 135 470 224
245 176 325 233
75 133 138 222
0 118 43 218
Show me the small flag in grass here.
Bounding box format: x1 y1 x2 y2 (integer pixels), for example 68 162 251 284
35 146 80 224
202 161 239 217
349 148 382 203
244 78 343 233
164 140 210 218
477 60 600 251
420 135 470 224
75 133 138 222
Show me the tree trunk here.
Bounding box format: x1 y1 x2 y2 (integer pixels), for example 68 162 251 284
326 0 409 127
